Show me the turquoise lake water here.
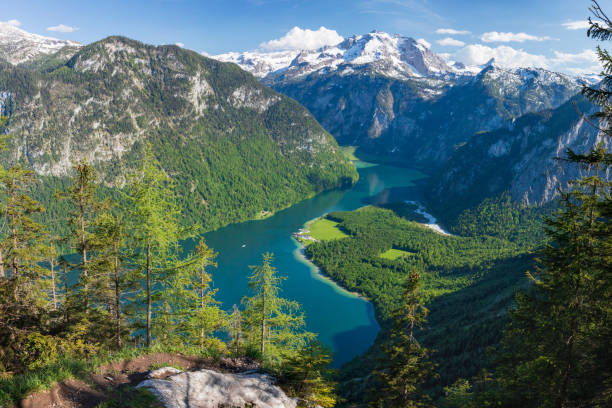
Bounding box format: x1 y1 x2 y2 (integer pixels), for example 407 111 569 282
188 162 427 366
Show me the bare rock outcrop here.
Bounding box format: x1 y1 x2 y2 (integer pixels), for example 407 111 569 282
138 367 297 408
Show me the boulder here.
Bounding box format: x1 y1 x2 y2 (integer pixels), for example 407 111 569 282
137 367 297 408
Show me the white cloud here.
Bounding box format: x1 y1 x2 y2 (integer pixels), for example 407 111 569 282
451 44 602 75
1 19 21 27
175 42 185 48
552 49 599 64
453 44 549 68
416 38 431 48
562 20 590 30
437 37 465 47
201 50 210 57
259 26 344 51
46 24 79 33
436 28 470 35
480 31 552 43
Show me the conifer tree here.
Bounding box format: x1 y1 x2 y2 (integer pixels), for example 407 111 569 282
242 252 311 363
228 304 244 356
371 271 434 408
90 211 132 349
126 146 183 347
155 238 226 350
495 3 612 406
0 162 53 371
189 240 224 349
60 161 106 308
282 340 337 408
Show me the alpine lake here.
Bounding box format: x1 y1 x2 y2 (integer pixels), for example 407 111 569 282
184 160 429 366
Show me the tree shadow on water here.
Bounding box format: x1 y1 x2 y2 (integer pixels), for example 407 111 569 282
331 322 379 368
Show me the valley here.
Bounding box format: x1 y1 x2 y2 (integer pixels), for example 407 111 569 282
0 4 610 407
192 160 428 367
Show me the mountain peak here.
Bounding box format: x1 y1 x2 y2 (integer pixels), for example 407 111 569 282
215 30 457 81
0 22 81 65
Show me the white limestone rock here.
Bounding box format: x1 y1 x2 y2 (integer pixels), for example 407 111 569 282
138 368 297 408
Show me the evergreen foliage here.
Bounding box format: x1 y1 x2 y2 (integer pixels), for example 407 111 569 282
124 147 188 347
242 253 312 366
370 271 435 408
491 4 612 405
281 340 337 408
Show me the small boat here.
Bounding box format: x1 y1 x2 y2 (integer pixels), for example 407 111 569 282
241 244 246 248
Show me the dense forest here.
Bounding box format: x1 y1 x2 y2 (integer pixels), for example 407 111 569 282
0 1 610 407
0 145 336 407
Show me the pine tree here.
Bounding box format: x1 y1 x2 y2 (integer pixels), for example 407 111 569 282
189 240 224 349
0 162 53 371
228 304 244 356
59 161 106 309
156 238 226 350
125 146 183 347
242 252 311 364
89 211 132 349
495 3 612 406
371 271 435 408
2 165 47 281
282 340 337 408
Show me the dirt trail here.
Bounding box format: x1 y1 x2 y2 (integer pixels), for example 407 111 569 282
20 353 259 408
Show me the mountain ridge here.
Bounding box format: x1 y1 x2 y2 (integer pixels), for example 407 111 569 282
0 22 81 65
0 35 357 231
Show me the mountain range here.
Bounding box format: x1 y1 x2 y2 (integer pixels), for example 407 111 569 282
215 30 605 212
0 32 356 232
0 24 607 220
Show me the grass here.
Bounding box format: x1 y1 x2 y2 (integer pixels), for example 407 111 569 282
0 344 218 407
307 218 349 241
379 248 413 260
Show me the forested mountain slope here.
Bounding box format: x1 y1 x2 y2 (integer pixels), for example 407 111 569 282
0 36 356 231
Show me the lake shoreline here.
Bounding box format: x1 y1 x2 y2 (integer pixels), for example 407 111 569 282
292 236 372 303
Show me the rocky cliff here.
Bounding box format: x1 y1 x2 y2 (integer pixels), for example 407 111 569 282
427 95 610 214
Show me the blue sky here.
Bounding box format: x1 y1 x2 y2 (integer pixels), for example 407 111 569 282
2 0 605 74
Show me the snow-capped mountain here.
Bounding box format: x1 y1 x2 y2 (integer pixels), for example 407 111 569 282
0 22 81 65
215 31 466 81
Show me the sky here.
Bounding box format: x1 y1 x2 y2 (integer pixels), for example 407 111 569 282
1 0 607 75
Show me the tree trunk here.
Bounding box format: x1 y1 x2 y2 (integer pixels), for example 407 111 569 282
146 241 152 348
114 241 122 349
10 187 18 277
80 196 88 298
261 286 266 357
0 247 5 279
63 262 69 322
200 265 205 349
50 258 57 310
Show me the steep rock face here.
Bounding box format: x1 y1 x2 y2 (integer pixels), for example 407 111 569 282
427 95 610 213
0 36 356 230
273 64 582 165
0 22 81 65
216 33 584 172
138 368 297 408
